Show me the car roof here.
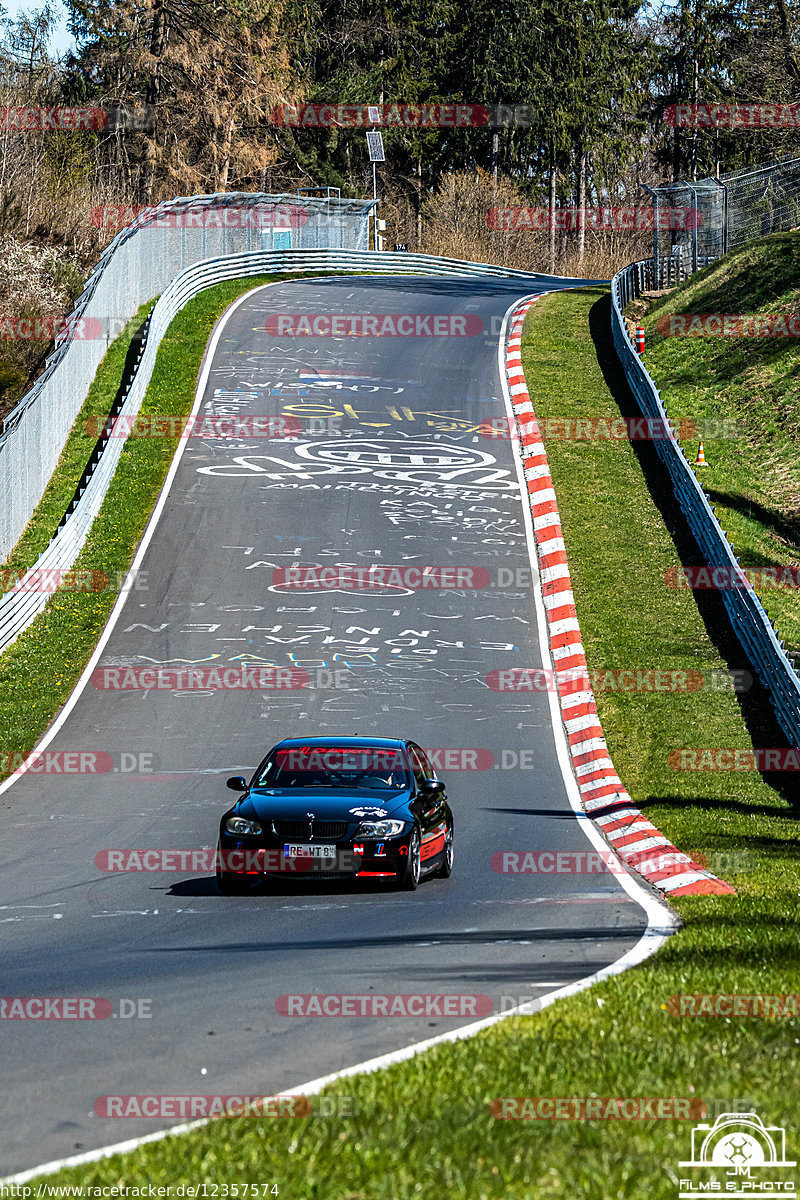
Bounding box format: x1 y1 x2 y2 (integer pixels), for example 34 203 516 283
271 736 407 750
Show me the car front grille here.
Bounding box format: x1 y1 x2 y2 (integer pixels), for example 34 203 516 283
272 820 349 841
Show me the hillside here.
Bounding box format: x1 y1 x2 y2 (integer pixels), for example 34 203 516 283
632 232 800 662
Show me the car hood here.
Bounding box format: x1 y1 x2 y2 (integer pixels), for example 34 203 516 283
238 787 412 823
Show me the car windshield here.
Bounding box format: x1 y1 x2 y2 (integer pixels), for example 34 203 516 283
255 745 409 790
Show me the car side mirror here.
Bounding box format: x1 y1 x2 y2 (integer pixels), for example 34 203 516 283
420 778 445 795
226 776 247 792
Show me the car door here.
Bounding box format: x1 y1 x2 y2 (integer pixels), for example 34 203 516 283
408 743 447 866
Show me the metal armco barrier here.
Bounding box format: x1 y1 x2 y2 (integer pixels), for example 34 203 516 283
0 247 602 653
611 259 800 748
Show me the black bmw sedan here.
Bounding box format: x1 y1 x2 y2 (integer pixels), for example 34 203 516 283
216 736 454 893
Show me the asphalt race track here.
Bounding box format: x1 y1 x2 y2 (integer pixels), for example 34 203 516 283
0 275 664 1174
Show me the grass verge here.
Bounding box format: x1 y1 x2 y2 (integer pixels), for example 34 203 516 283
23 287 800 1199
627 231 800 661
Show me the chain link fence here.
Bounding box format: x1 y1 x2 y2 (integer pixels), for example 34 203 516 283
646 156 800 285
0 192 374 563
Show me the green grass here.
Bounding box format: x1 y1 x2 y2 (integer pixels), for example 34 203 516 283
631 231 800 661
21 287 799 1199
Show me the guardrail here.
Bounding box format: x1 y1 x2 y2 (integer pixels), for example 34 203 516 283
0 247 598 653
611 258 800 748
614 256 715 297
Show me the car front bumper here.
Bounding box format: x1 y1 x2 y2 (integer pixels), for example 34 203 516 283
216 835 411 880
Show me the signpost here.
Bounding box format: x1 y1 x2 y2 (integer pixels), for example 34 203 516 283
366 130 385 250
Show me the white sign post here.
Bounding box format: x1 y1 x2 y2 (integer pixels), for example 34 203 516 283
366 130 385 250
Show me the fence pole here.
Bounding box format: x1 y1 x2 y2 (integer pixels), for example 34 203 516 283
642 184 659 286
712 177 729 255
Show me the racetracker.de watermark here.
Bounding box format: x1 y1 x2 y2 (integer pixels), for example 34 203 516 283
95 849 360 874
481 416 743 442
486 207 702 231
268 103 536 127
87 668 350 695
276 993 493 1017
492 848 755 875
492 850 693 875
665 565 800 590
0 105 154 132
479 416 711 441
270 565 569 592
669 748 800 770
665 993 800 1017
0 316 102 340
264 313 484 337
0 567 146 594
1 106 107 131
270 746 497 771
2 568 105 594
686 849 757 875
663 102 800 128
490 1097 707 1120
1 997 151 1019
90 667 309 690
91 204 310 231
1 750 156 776
83 415 302 439
485 667 750 693
95 1095 354 1119
271 565 492 590
95 1095 313 1118
657 313 800 337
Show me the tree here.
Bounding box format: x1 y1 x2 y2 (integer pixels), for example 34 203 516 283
63 0 300 198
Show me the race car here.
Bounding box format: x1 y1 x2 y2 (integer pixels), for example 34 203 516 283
216 736 453 893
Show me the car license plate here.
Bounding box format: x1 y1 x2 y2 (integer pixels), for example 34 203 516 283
283 843 337 858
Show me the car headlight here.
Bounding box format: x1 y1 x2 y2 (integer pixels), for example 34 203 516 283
225 816 262 836
354 819 407 839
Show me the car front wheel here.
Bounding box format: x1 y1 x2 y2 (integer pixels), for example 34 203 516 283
401 829 421 890
216 848 250 894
